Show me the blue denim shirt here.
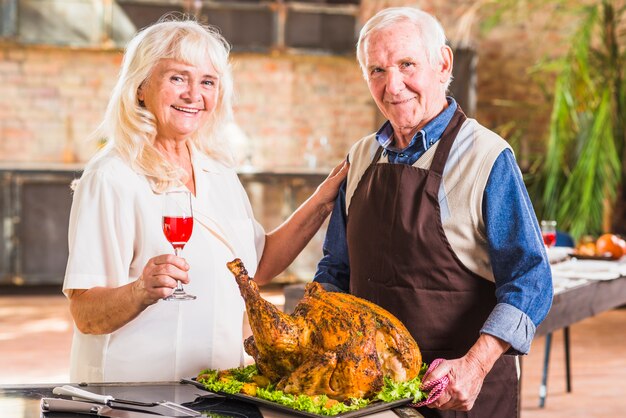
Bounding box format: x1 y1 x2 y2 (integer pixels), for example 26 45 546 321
314 98 553 354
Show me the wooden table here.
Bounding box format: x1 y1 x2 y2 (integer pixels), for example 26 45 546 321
537 274 626 336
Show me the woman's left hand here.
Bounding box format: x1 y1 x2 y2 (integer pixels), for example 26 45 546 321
255 159 349 284
315 159 349 208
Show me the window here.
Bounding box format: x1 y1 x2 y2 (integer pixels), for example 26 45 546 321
0 0 360 54
18 0 106 45
286 10 356 53
0 0 17 37
199 3 274 52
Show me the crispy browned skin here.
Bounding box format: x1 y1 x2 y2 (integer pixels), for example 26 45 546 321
226 258 422 401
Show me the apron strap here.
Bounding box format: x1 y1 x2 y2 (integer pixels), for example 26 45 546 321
428 107 467 176
370 144 385 165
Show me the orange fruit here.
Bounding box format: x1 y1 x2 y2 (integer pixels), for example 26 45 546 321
576 242 596 256
595 234 624 259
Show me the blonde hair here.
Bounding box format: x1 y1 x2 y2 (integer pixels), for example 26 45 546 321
356 7 453 91
91 17 235 192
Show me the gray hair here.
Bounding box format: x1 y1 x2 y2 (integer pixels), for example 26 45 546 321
356 7 452 90
91 17 235 192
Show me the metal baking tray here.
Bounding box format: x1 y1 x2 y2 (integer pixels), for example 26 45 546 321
181 378 412 418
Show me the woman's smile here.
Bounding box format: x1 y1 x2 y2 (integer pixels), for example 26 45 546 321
171 105 203 114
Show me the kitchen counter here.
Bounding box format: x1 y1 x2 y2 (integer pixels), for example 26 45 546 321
0 162 85 173
0 382 422 418
0 162 332 177
0 165 329 286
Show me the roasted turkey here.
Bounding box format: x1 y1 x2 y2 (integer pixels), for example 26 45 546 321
226 259 422 401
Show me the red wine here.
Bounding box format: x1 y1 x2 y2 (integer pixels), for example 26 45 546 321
163 216 193 249
542 232 556 247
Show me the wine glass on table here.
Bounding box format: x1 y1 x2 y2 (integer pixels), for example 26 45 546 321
162 190 196 301
541 220 557 248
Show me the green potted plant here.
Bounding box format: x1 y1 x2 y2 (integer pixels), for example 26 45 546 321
462 0 625 240
537 0 625 240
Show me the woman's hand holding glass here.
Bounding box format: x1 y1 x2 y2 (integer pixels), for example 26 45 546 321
161 190 196 300
136 254 191 304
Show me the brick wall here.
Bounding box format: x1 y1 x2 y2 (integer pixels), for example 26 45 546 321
0 0 579 170
0 46 120 163
0 45 373 169
231 54 373 169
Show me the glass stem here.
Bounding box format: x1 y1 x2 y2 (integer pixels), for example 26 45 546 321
174 247 184 292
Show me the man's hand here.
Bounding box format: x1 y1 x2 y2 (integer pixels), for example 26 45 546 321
422 334 510 411
421 356 486 411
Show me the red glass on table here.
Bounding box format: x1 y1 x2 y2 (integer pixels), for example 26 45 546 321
162 190 196 301
541 220 557 248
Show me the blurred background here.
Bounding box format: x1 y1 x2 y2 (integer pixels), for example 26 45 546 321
0 0 598 287
1 0 625 417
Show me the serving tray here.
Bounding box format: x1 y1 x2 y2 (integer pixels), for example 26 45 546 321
181 378 412 418
569 253 618 261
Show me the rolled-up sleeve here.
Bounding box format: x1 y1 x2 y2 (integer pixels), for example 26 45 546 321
481 150 553 354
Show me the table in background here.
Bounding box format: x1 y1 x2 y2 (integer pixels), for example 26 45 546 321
531 271 626 407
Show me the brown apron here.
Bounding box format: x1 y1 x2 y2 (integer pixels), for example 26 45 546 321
347 108 518 417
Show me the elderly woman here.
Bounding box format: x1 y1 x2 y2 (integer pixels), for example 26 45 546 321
63 19 347 383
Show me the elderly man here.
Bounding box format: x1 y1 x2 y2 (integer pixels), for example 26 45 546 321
314 7 552 417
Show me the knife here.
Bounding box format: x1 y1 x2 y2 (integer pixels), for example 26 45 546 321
52 385 200 417
41 398 171 418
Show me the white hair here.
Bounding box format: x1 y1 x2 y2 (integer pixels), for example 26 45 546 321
89 16 235 192
356 7 452 90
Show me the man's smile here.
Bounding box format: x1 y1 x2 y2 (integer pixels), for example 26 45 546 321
386 97 416 105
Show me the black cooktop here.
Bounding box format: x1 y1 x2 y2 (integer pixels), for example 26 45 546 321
0 382 262 418
183 395 263 418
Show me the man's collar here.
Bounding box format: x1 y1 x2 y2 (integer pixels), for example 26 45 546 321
375 97 458 151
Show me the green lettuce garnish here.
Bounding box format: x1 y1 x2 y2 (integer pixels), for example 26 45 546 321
229 364 258 382
376 362 428 404
196 362 428 416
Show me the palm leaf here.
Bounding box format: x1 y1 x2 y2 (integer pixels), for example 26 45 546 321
557 90 620 237
537 3 625 240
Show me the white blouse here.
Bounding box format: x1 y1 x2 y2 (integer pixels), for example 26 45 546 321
63 148 265 383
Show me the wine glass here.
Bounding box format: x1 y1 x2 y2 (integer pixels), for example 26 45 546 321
541 220 557 248
162 190 196 301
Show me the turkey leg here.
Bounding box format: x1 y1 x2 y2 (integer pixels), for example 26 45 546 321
227 259 303 380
